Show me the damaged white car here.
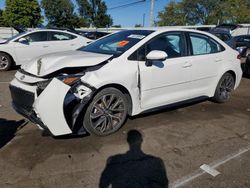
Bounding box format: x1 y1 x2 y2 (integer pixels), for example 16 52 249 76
9 29 242 136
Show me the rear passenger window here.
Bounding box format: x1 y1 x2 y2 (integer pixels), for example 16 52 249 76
48 32 77 41
189 33 223 55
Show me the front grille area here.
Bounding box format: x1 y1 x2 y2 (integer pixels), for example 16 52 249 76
9 85 35 112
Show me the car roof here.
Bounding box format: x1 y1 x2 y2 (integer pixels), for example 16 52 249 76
121 28 216 35
21 28 84 37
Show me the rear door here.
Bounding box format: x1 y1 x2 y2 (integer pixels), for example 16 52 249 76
185 32 225 96
47 31 81 52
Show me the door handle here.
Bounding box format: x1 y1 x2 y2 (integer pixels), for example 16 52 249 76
70 44 75 46
43 45 49 48
183 62 192 68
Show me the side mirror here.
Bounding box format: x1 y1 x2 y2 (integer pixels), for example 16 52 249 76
145 50 168 67
18 37 29 44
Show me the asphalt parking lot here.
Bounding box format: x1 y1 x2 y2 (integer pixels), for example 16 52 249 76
0 70 250 188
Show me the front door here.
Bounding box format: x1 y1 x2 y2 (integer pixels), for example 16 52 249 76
14 31 50 64
137 32 193 109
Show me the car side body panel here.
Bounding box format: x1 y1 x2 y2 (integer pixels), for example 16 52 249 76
82 58 142 115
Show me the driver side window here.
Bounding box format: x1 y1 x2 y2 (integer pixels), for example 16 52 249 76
23 32 48 42
129 32 183 61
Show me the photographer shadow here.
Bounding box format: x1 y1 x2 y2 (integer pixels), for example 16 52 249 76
0 118 27 148
99 129 168 188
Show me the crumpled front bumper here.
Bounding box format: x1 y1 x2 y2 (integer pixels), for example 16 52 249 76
10 78 93 136
11 101 49 132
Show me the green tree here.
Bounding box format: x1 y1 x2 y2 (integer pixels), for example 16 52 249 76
158 0 250 26
3 0 42 28
158 1 185 26
222 0 250 24
77 0 113 28
41 0 86 28
181 0 227 25
0 9 7 27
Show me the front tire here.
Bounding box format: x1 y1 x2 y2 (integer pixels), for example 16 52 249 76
0 53 12 71
83 88 128 136
212 73 235 103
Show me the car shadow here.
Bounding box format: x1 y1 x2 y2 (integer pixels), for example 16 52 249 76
11 65 21 70
99 129 168 188
243 73 250 79
0 118 27 148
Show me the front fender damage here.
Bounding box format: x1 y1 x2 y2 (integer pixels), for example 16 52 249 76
33 78 96 136
33 78 72 136
65 82 96 135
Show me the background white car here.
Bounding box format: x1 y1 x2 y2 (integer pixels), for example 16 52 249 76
0 29 92 71
9 29 242 136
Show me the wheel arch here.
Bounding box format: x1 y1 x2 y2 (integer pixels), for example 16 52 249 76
0 51 16 66
226 70 236 82
210 69 237 98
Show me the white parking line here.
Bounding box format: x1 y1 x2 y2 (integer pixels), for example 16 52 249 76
171 145 250 188
200 164 220 177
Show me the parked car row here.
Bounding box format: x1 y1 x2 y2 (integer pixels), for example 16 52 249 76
9 28 242 137
0 29 92 71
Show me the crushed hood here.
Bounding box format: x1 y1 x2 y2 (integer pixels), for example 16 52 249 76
22 50 113 77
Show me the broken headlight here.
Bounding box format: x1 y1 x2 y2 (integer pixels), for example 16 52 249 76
57 74 84 86
37 79 52 95
73 84 92 100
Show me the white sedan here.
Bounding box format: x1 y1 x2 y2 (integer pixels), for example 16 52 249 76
9 29 242 136
0 29 92 71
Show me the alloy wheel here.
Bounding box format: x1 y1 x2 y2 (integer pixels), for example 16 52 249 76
219 74 234 100
0 56 9 70
89 94 126 134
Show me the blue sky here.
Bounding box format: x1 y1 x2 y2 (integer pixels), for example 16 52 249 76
0 0 168 27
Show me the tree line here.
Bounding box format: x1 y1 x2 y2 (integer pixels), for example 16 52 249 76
1 0 250 28
0 0 113 28
158 0 250 26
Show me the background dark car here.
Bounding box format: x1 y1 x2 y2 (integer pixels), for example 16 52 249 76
211 23 243 33
210 31 232 43
228 35 250 49
229 36 250 75
241 48 250 75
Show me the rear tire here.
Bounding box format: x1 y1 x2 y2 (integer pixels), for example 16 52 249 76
212 73 235 103
83 88 128 136
0 52 12 71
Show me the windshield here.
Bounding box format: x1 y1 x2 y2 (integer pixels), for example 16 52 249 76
79 30 154 56
6 32 25 42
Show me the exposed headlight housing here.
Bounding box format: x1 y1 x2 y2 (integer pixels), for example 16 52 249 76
73 85 92 99
37 79 52 95
57 74 84 86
